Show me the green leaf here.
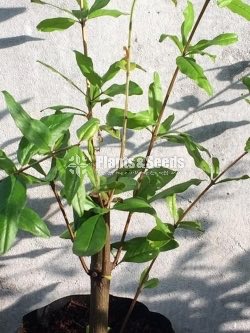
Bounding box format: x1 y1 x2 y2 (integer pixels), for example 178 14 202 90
212 157 220 178
216 175 249 184
217 0 233 7
103 81 143 97
158 114 175 136
89 0 111 13
41 113 74 147
74 51 102 87
149 178 202 203
176 56 213 95
143 278 160 289
102 61 122 83
0 150 16 174
17 138 38 166
166 194 178 221
100 125 121 140
181 1 195 45
245 137 250 152
71 185 86 218
71 9 89 20
77 118 100 141
242 76 250 92
60 222 74 239
226 0 250 21
178 221 204 232
19 207 50 238
148 72 163 121
106 108 155 130
37 17 76 32
165 133 211 176
41 105 85 114
113 237 159 263
63 147 88 204
73 215 107 256
188 33 238 54
88 9 127 19
137 168 177 200
0 176 26 254
37 61 86 95
113 198 156 215
159 34 183 52
2 91 52 151
159 239 179 252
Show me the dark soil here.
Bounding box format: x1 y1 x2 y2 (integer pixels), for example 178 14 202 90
22 294 175 333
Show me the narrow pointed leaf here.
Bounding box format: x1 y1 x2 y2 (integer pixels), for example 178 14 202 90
176 56 213 95
149 179 202 203
0 176 26 254
37 17 76 32
77 118 100 141
88 9 127 19
0 150 16 174
103 81 143 97
113 198 156 215
245 137 250 152
74 51 102 87
159 34 183 52
181 1 195 45
2 91 52 150
148 72 163 121
178 221 204 232
216 175 249 184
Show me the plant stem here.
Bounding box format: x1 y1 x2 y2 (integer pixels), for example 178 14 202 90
119 257 157 333
16 143 80 175
50 181 89 275
120 150 248 331
107 0 138 209
113 0 211 268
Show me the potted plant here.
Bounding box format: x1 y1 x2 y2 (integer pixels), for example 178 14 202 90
1 0 249 332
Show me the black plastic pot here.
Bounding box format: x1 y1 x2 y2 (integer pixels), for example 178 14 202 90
20 294 175 333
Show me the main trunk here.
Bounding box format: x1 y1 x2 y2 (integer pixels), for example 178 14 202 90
89 213 111 333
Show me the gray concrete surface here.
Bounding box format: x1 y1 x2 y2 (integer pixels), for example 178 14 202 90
0 1 250 332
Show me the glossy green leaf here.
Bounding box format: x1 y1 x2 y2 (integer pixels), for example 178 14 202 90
106 108 155 130
166 194 178 221
178 221 204 232
226 0 250 21
143 278 160 289
217 0 233 7
245 137 250 152
159 239 179 252
71 185 86 218
113 237 159 263
63 147 88 204
188 33 238 54
216 175 249 184
103 81 143 97
102 61 122 83
158 114 175 136
41 105 86 114
89 0 111 13
165 133 211 176
37 17 76 32
113 198 156 215
71 9 89 20
0 176 26 254
212 157 220 178
137 168 177 200
148 72 163 121
74 51 102 87
176 56 213 95
73 215 107 256
0 150 16 174
19 207 50 238
100 125 121 140
77 118 100 141
149 178 202 203
17 138 38 166
181 1 195 45
88 9 127 19
41 113 74 147
38 61 85 95
2 91 52 151
159 34 183 52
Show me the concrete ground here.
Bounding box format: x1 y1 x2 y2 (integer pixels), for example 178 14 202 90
0 1 250 332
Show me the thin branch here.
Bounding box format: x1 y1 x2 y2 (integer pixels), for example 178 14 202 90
119 257 157 333
113 0 211 268
107 0 138 209
50 181 89 275
120 150 248 331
